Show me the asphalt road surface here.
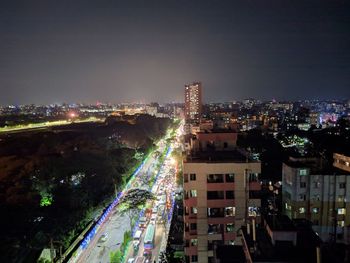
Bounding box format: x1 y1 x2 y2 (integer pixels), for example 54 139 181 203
73 138 170 263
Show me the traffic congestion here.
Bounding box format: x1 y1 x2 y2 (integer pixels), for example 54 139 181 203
69 122 183 263
125 147 178 263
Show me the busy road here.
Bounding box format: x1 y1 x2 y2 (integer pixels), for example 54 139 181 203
68 123 182 263
124 154 178 263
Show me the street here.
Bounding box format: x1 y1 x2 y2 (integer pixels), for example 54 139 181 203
124 154 178 263
68 124 182 263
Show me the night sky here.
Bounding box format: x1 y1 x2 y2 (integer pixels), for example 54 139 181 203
1 0 349 105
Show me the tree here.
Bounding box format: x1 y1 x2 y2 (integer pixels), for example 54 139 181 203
110 249 122 263
119 188 155 231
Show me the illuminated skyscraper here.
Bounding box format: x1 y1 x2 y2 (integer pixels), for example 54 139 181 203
184 82 202 124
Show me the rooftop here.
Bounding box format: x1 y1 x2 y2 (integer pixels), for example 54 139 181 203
241 217 322 262
284 157 350 175
265 215 296 231
184 149 256 163
197 128 237 134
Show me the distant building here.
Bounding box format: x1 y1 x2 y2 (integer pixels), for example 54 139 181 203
185 82 202 126
282 156 350 243
240 216 322 263
199 120 214 132
333 153 350 173
145 105 158 116
309 112 320 127
183 131 261 263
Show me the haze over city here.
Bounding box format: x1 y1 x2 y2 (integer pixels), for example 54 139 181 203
2 1 350 263
1 0 350 105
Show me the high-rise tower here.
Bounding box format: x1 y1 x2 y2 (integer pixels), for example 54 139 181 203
184 82 202 125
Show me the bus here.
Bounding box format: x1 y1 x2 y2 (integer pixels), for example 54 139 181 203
143 223 156 250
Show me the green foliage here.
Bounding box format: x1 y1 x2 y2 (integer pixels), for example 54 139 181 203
174 251 185 258
119 189 155 230
176 168 183 187
122 230 132 250
39 192 53 207
37 258 51 263
0 115 173 260
110 249 123 263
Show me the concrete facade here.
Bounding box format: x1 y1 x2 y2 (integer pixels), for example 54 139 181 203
183 160 261 263
184 82 202 125
282 157 350 243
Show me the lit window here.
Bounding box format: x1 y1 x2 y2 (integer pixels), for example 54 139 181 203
225 173 235 182
190 190 197 197
191 239 198 246
299 169 307 176
225 207 235 216
226 223 234 232
299 207 306 214
285 203 291 210
338 208 346 215
208 224 223 234
248 206 260 216
312 207 319 214
337 220 345 227
338 195 345 202
191 207 197 214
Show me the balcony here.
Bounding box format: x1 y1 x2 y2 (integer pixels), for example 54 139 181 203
207 174 224 183
207 191 225 200
208 224 224 235
208 217 234 225
208 207 225 218
207 199 236 208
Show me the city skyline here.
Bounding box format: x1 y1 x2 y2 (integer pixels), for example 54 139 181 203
1 0 350 105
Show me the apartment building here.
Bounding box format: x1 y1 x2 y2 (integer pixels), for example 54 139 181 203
334 152 350 173
282 156 350 243
184 82 202 125
183 131 261 263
